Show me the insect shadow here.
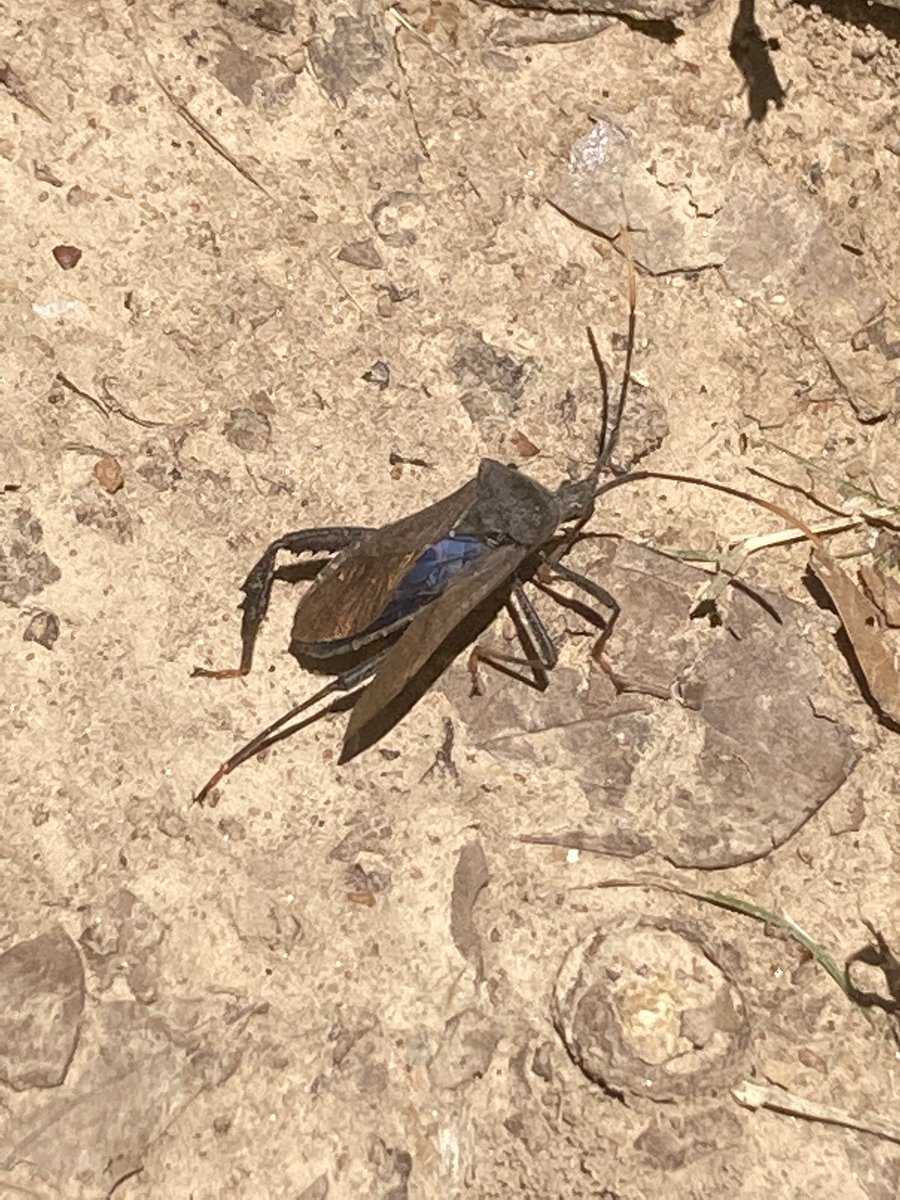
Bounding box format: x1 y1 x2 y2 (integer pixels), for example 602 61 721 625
191 259 708 803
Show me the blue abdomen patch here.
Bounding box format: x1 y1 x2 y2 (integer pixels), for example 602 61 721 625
371 536 486 632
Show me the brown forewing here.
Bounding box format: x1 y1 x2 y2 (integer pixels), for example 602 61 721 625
340 542 527 760
291 476 480 645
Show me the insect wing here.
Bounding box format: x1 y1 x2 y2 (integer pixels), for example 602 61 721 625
291 476 479 646
373 536 485 631
340 542 527 761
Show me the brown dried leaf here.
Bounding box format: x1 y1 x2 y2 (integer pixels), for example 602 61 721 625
445 542 859 869
7 1002 242 1197
510 429 540 458
859 563 900 629
0 927 84 1090
810 548 900 725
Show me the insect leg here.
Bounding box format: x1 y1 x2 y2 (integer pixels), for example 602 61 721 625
511 583 558 671
533 554 621 656
537 554 620 617
193 651 387 804
193 525 372 678
467 582 557 694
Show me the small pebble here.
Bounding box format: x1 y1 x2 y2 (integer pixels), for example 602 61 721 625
362 361 390 389
93 454 124 493
52 244 82 269
23 610 60 649
337 239 383 270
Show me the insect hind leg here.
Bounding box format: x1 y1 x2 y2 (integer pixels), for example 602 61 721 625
193 652 386 805
192 525 372 679
538 554 619 615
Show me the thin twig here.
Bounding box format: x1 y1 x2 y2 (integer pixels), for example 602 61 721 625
55 373 109 418
99 377 168 428
386 6 455 68
317 256 365 316
127 11 273 201
55 373 171 429
149 70 274 200
390 21 431 161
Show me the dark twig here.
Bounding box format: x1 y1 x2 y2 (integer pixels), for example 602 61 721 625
126 11 274 201
55 373 109 418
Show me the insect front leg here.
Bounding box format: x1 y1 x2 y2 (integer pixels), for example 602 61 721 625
533 553 621 657
192 525 372 679
467 582 558 695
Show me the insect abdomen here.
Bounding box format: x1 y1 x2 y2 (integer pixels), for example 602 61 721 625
372 536 485 631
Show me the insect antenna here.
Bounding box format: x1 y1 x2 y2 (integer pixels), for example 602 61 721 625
558 233 638 545
590 230 638 483
586 326 611 471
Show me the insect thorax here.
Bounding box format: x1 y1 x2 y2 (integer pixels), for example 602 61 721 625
454 460 562 547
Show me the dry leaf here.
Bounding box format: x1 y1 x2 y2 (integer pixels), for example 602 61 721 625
0 927 84 1090
510 429 540 458
809 548 900 725
444 541 859 869
859 563 900 629
450 840 489 981
7 1002 242 1197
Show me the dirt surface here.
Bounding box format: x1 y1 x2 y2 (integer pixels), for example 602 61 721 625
3 0 900 1196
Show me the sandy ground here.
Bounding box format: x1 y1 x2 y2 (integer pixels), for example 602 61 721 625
2 0 900 1196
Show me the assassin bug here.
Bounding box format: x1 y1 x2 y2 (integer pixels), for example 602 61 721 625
192 253 653 803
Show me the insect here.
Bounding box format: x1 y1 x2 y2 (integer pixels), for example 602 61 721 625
192 261 644 803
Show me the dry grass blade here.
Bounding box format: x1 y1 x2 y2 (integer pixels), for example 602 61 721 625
760 439 900 527
127 10 274 202
637 461 900 728
576 875 861 1010
652 514 864 567
733 1081 900 1146
698 889 852 999
671 517 866 611
386 5 456 67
